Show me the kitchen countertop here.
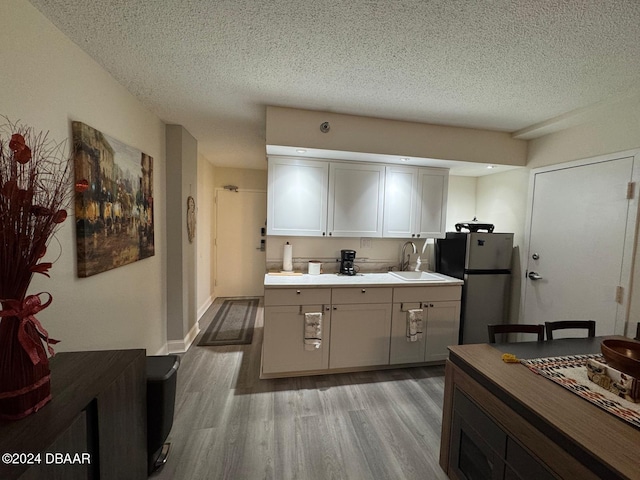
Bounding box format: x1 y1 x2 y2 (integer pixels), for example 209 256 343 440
263 271 464 287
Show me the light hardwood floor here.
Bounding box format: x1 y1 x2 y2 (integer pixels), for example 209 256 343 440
153 298 449 480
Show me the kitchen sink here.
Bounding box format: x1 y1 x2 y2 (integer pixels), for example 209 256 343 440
389 271 443 281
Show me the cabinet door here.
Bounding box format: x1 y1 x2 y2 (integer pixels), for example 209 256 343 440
504 438 555 480
390 301 461 364
96 356 147 480
424 301 460 362
450 389 507 480
262 305 331 374
328 162 385 237
416 168 448 239
267 157 328 236
329 303 392 368
19 412 89 480
389 302 425 364
383 165 418 238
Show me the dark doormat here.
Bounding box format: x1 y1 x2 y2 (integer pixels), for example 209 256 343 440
198 298 259 346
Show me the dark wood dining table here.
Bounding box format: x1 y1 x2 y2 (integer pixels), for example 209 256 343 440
439 336 640 480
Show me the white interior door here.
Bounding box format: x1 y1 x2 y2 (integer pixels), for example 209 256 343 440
215 189 267 297
523 156 636 336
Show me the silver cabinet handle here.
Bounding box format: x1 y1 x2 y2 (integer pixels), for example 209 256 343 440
361 289 366 293
528 271 543 281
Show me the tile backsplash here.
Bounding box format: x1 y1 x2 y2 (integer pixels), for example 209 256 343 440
265 236 435 274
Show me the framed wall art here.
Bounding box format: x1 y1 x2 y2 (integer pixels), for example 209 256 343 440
72 121 154 277
187 195 196 243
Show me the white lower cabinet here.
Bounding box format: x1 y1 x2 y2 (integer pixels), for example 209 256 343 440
262 284 460 377
423 301 460 362
262 287 332 376
262 304 331 375
329 303 393 369
389 301 460 365
389 302 425 364
390 286 461 365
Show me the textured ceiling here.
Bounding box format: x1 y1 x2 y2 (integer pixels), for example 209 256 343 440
28 0 640 170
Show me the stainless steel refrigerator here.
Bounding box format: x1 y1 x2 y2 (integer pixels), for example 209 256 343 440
436 232 513 344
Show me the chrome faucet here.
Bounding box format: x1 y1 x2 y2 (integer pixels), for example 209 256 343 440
401 241 417 271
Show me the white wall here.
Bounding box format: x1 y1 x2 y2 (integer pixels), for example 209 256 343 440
446 176 477 231
476 169 529 247
476 168 530 323
213 167 268 191
528 95 640 169
267 106 528 167
1 0 167 354
197 155 215 316
166 125 198 344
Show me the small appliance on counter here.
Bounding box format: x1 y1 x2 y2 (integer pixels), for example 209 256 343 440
454 216 494 233
339 249 357 275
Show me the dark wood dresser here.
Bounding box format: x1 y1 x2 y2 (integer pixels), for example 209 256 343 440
0 350 146 480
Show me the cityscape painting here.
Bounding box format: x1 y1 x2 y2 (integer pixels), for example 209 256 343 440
72 121 154 277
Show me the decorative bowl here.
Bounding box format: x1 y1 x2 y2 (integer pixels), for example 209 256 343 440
601 339 640 378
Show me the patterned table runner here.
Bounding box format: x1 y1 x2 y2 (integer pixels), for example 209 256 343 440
521 354 640 429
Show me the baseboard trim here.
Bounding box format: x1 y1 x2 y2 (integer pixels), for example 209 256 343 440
167 321 201 354
153 344 169 356
155 299 212 355
197 295 214 320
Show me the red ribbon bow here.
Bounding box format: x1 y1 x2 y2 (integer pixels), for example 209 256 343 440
0 293 59 365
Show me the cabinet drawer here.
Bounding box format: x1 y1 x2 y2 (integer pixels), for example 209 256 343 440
393 285 461 303
331 287 392 304
264 288 331 306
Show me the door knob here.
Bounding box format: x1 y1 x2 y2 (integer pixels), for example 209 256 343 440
528 271 543 281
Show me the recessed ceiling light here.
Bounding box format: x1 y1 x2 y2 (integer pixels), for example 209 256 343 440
296 149 307 154
487 165 495 169
400 157 409 162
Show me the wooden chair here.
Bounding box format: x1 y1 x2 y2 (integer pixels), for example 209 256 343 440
544 320 596 340
487 324 545 344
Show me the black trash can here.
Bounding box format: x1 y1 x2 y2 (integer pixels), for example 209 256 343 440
146 355 180 474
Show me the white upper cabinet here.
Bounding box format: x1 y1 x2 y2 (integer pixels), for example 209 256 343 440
416 168 448 238
267 157 329 236
383 166 448 239
328 162 385 237
267 157 447 238
383 165 419 237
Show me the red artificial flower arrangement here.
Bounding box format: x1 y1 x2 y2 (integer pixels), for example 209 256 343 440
0 118 71 420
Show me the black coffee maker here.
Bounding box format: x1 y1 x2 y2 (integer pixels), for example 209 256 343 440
339 249 357 275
